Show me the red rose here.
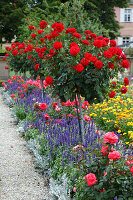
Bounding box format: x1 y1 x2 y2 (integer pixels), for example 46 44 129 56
121 86 127 94
73 32 81 39
39 103 48 111
108 62 114 69
103 132 118 144
51 22 65 33
89 56 97 63
29 25 34 30
70 42 78 48
110 40 116 47
121 60 130 69
109 91 116 98
82 40 89 45
38 30 44 34
11 94 15 98
84 52 92 60
38 53 43 58
5 66 9 70
81 58 89 66
130 166 133 173
124 77 129 86
45 76 53 85
11 49 18 56
84 30 92 34
85 173 98 186
44 113 50 120
100 145 113 156
108 151 121 160
104 50 112 58
53 41 63 49
31 33 37 38
39 21 48 29
111 82 116 88
35 64 40 71
95 60 103 69
73 64 84 72
92 40 103 48
70 46 80 56
66 28 77 34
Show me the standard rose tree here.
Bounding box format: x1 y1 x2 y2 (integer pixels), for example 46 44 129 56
4 21 130 144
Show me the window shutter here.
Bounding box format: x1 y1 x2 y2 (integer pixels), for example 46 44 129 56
131 9 133 22
130 37 133 47
120 8 124 22
118 37 123 46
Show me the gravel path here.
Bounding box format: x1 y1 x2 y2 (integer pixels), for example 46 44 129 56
0 93 50 200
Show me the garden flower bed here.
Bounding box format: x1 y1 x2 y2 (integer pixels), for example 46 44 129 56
1 76 133 200
88 83 133 145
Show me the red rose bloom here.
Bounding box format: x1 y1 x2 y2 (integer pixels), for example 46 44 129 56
92 40 103 48
103 132 118 144
70 46 80 56
124 77 129 86
35 64 40 71
51 22 65 33
39 21 48 29
39 103 48 111
74 64 84 72
121 60 130 69
45 76 53 85
109 91 116 98
66 28 77 34
70 42 79 48
110 40 116 47
84 52 92 60
44 113 50 120
85 173 98 186
121 86 127 94
81 58 89 66
29 25 34 30
104 50 112 58
130 166 133 173
108 151 121 160
38 30 44 34
53 41 63 49
31 33 37 38
11 49 18 56
111 82 117 88
11 94 15 98
95 60 103 69
82 40 89 45
89 56 97 63
108 62 114 69
73 32 81 39
84 30 92 34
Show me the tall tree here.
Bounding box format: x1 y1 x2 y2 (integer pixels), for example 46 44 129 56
0 0 28 43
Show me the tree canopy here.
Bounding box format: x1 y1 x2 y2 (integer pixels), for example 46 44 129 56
0 0 130 44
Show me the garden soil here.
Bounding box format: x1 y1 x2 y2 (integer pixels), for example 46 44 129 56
0 93 50 200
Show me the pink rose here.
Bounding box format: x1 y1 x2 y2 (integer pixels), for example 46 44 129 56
85 173 98 186
84 115 91 122
103 132 118 144
108 151 121 160
130 166 133 173
44 113 50 120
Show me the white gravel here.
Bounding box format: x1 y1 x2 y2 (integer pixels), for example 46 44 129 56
0 93 50 200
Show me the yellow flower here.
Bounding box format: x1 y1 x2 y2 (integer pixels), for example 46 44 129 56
118 130 121 133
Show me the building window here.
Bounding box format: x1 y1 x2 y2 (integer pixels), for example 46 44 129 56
123 37 130 47
124 9 132 22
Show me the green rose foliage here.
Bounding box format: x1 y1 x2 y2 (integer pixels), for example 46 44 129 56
5 21 130 103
